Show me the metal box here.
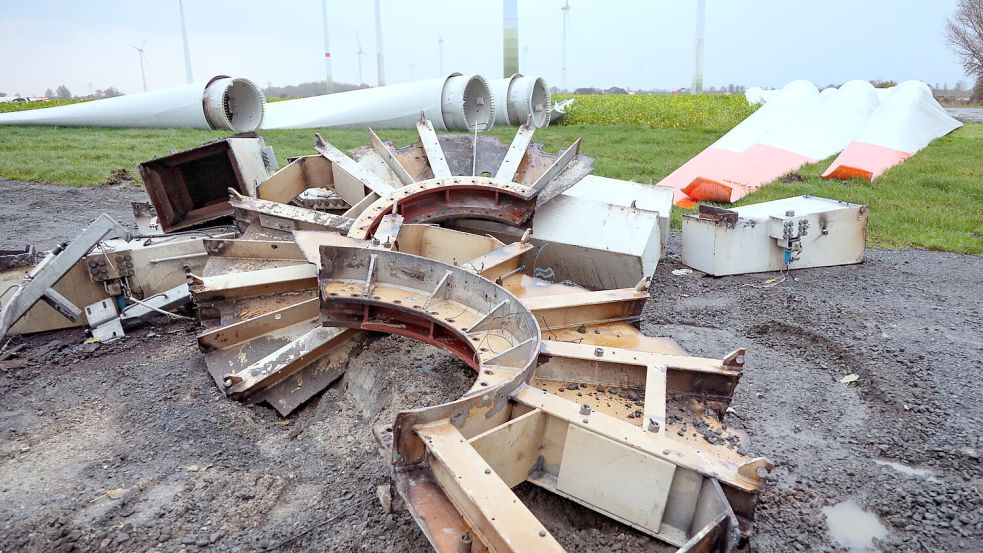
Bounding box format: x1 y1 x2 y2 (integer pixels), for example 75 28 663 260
682 195 867 276
138 134 276 232
561 176 673 256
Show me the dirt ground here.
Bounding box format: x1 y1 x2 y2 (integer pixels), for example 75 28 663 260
1 180 981 553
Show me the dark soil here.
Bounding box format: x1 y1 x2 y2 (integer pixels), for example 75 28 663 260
0 179 147 251
1 179 981 553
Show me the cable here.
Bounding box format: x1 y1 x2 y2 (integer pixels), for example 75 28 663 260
123 294 193 321
741 265 789 289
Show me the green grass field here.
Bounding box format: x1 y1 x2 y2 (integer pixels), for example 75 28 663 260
555 93 757 128
0 99 979 254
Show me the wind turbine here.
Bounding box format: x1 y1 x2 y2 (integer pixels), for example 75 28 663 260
692 0 705 93
321 0 333 93
356 34 365 85
561 0 569 92
178 0 193 83
374 0 385 86
130 39 148 92
437 33 444 76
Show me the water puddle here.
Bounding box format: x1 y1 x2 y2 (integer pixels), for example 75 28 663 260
873 459 937 480
823 500 888 552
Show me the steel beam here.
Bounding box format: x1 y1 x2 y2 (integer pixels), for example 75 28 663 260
0 214 128 337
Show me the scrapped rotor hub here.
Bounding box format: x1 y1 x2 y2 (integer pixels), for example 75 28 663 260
348 176 536 240
188 121 773 553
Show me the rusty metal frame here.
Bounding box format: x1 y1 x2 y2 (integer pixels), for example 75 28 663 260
177 121 774 551
138 134 274 232
347 176 537 240
314 246 770 553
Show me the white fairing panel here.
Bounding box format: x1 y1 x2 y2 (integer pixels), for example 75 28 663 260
852 80 962 154
760 80 880 160
712 80 820 153
744 87 766 106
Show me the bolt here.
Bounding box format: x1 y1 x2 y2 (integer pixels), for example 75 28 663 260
593 347 603 357
457 532 472 553
484 468 491 474
579 403 591 416
539 530 547 537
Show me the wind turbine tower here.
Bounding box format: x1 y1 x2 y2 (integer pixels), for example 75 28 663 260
321 0 334 93
374 0 386 85
130 40 148 92
692 0 705 93
561 1 569 91
356 35 365 85
437 34 444 76
178 0 193 83
503 0 519 77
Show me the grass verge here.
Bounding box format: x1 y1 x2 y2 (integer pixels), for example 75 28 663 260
555 93 757 129
0 123 979 254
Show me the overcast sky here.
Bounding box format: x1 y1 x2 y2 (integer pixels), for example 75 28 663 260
0 0 971 97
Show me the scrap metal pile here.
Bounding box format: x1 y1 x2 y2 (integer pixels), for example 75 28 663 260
0 120 802 552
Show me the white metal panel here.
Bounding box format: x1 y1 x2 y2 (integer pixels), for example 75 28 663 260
532 194 661 287
534 195 660 263
226 138 274 196
561 176 673 254
556 424 676 533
